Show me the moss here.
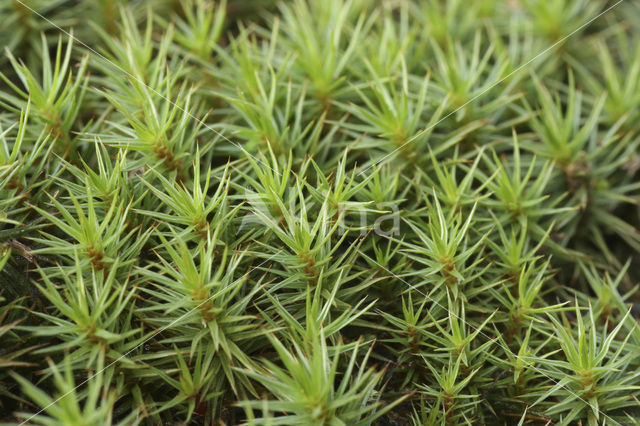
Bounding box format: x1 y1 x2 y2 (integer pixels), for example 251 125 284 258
1 0 640 424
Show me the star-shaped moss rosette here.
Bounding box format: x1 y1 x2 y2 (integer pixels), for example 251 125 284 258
1 0 640 424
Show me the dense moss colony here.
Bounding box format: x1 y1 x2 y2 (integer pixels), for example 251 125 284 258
2 0 640 424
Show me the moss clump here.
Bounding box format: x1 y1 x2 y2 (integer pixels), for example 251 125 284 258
2 0 640 424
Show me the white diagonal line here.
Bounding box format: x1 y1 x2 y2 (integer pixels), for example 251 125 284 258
9 0 626 424
11 0 285 180
18 249 283 424
359 247 622 425
356 0 624 177
13 0 624 183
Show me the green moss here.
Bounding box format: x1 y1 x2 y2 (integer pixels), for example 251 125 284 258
1 0 640 424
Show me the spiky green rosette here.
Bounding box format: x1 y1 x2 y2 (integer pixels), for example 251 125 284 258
2 0 640 424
